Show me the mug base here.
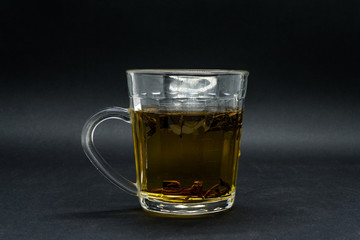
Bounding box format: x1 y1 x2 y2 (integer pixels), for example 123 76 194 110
139 193 235 216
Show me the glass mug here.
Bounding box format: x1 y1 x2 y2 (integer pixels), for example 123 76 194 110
81 69 249 215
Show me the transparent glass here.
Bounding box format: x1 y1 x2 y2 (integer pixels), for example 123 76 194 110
81 69 249 215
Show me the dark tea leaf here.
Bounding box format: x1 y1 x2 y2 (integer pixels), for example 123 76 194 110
142 114 157 137
179 114 184 138
159 115 169 129
163 180 181 188
205 112 242 133
148 179 230 199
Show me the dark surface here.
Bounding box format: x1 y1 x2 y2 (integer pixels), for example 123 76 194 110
1 152 360 239
1 0 360 239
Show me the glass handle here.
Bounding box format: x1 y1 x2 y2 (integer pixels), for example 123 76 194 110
81 107 138 196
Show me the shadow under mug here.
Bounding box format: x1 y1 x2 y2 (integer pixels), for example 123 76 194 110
81 69 249 216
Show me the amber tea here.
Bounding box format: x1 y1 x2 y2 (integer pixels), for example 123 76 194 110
131 110 243 203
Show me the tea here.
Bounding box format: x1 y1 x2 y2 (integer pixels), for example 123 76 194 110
131 109 243 203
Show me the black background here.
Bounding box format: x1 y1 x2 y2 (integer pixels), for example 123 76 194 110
1 0 360 239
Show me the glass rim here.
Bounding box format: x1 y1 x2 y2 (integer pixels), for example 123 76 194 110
126 69 249 76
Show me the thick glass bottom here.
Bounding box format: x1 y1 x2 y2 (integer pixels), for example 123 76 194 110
139 192 235 216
